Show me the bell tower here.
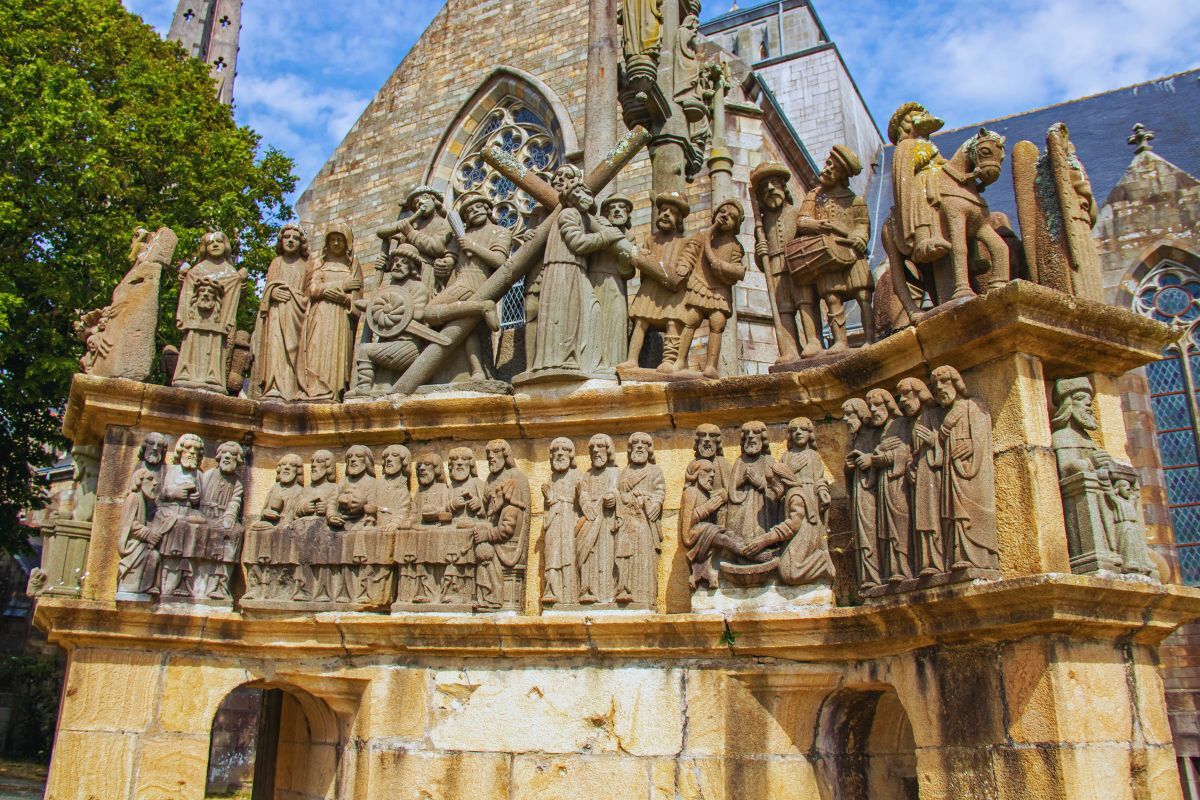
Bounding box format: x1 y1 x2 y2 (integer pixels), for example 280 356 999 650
167 0 242 104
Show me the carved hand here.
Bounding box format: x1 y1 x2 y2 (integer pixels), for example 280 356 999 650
467 495 483 514
952 440 974 460
603 493 616 510
345 276 363 292
914 425 934 446
754 237 769 266
712 488 727 505
270 285 291 304
855 453 875 471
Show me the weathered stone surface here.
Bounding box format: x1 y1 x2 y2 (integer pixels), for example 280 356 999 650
366 750 512 799
133 734 210 799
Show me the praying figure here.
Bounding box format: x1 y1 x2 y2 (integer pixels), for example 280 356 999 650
472 439 531 611
859 389 912 584
303 223 363 401
377 444 413 528
173 231 246 393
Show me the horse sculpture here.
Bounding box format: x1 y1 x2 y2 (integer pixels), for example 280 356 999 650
882 128 1009 325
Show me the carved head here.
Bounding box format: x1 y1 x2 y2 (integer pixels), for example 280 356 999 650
712 199 744 233
457 192 493 228
405 187 444 219
865 389 899 427
388 243 421 281
654 194 688 234
194 278 223 313
215 441 244 474
550 165 584 194
138 432 169 467
693 424 724 459
588 434 615 469
324 231 349 259
416 452 446 487
964 128 1006 184
485 439 515 475
548 437 576 474
819 144 862 188
199 231 231 261
382 445 411 478
888 102 944 145
895 377 933 418
276 454 303 486
740 421 768 457
174 434 205 471
1051 378 1097 432
627 432 655 466
930 365 967 408
344 445 374 478
787 417 815 450
750 162 792 208
276 223 310 259
448 447 477 481
131 467 159 500
842 398 869 436
686 458 716 493
601 195 633 229
566 183 596 215
1114 478 1134 498
310 450 335 484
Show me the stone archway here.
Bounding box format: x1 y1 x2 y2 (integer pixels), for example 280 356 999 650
205 682 343 800
813 686 920 800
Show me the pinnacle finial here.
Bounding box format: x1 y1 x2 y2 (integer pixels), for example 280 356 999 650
1128 123 1155 154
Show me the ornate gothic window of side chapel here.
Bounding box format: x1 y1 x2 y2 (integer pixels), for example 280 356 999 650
1133 260 1200 583
450 99 563 328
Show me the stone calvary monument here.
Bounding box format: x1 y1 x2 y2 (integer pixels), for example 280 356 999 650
31 1 1200 798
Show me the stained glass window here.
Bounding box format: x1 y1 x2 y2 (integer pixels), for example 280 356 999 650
1133 261 1200 583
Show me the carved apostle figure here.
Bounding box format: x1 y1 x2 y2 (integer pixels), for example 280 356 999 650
1051 378 1155 576
679 458 740 589
290 450 339 601
303 223 363 401
578 434 620 604
196 441 245 600
615 433 664 605
78 226 176 381
256 454 304 530
623 193 702 373
858 389 912 584
693 424 732 509
754 463 836 585
896 378 943 576
251 223 310 400
131 432 169 493
329 446 379 530
889 102 950 265
780 417 831 512
377 445 413 528
679 198 747 376
529 179 625 379
541 437 588 605
843 398 881 590
415 452 451 526
150 434 204 597
443 447 486 601
586 194 637 375
725 421 781 553
750 162 816 361
796 145 874 350
473 439 531 611
931 365 998 572
243 454 303 600
379 186 455 286
116 468 161 597
174 231 247 393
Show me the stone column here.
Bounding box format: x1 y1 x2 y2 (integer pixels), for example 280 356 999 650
583 0 620 173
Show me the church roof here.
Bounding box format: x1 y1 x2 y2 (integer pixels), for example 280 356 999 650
867 68 1200 262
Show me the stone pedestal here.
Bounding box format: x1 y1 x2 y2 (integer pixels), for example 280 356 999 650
35 518 92 597
1061 471 1124 573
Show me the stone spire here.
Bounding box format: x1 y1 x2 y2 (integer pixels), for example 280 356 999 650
167 0 242 105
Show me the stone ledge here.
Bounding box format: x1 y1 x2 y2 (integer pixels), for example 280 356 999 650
62 281 1175 446
34 575 1200 662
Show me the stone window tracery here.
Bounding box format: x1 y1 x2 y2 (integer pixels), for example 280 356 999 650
1133 259 1200 583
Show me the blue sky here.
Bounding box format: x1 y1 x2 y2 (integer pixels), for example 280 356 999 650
124 0 1200 201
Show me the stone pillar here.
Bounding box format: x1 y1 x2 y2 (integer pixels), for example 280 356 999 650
583 0 619 173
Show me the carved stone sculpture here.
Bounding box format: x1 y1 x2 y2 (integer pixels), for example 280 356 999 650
614 433 664 606
131 432 169 493
473 439 530 611
173 231 247 393
578 434 619 604
750 162 816 362
861 389 912 584
289 450 338 601
882 103 1010 322
148 433 203 599
725 421 780 555
1012 123 1104 300
302 223 363 401
680 458 735 589
693 424 732 501
242 454 303 601
394 452 452 607
77 226 176 381
843 398 881 590
377 186 455 285
194 441 245 601
679 198 747 377
584 194 636 376
115 467 161 598
67 445 101 523
250 223 310 401
1051 378 1156 577
541 437 588 606
622 193 702 374
377 445 413 528
896 378 942 577
793 146 874 351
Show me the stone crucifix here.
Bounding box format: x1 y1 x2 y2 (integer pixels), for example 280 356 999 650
391 127 652 395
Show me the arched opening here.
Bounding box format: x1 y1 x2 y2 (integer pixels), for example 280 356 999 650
813 686 920 800
205 682 342 800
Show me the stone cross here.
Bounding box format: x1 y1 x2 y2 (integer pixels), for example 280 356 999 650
391 127 651 395
1127 123 1155 154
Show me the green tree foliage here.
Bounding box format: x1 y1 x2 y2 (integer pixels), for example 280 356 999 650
0 0 296 553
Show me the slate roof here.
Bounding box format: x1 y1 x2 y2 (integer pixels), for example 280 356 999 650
866 69 1200 262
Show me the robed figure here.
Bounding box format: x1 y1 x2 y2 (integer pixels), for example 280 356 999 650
252 223 310 400
303 223 363 401
614 433 664 606
174 231 246 392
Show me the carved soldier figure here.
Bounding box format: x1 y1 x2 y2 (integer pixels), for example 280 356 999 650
615 433 663 605
931 366 998 572
896 378 943 576
541 437 588 605
116 468 161 597
196 441 245 600
679 459 739 590
174 231 246 393
796 145 873 350
131 432 169 492
587 194 637 375
380 186 455 286
473 439 531 610
329 446 379 530
623 193 702 373
858 389 912 584
679 198 747 376
578 434 620 604
252 223 310 400
151 434 204 598
725 421 781 555
377 444 413 528
529 178 624 379
303 223 363 401
844 398 881 590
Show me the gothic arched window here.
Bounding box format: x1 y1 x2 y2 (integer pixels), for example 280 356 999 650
1133 260 1200 583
